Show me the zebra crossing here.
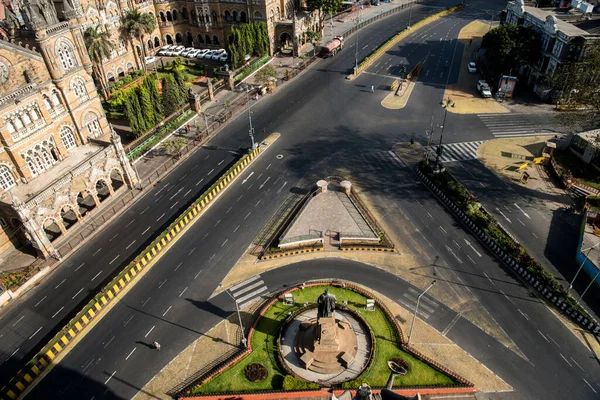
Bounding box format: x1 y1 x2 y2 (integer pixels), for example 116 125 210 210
228 275 268 309
478 114 555 138
358 150 406 171
428 140 484 163
397 287 440 320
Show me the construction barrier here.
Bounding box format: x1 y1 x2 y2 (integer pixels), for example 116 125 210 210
341 247 395 252
259 247 323 260
1 146 265 400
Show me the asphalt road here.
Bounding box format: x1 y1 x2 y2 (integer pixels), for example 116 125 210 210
5 0 596 398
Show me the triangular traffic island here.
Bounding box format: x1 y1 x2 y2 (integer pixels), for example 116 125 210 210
184 283 475 399
259 177 395 260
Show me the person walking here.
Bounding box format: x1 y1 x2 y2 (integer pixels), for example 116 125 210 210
153 341 161 351
371 85 374 93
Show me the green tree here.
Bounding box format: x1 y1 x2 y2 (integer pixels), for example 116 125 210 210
481 24 541 76
305 0 343 31
121 9 157 71
143 75 163 121
173 68 188 101
136 84 155 128
254 65 278 85
123 89 146 136
83 25 114 99
162 74 183 116
163 137 187 157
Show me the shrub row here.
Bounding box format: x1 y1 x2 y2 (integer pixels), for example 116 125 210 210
234 55 271 83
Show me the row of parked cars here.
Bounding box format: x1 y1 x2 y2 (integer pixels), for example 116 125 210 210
157 45 228 62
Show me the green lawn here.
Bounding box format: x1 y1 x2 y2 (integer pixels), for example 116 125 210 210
193 286 457 395
553 149 600 190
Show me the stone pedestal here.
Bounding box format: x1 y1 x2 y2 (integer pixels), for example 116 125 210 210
314 317 339 352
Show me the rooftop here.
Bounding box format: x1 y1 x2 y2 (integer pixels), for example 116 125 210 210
516 3 592 37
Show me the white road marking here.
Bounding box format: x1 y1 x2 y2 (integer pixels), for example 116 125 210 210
156 213 165 221
214 219 221 227
188 247 196 255
178 173 187 182
547 334 560 347
158 279 167 289
110 234 119 241
205 155 210 159
518 309 530 320
426 212 433 219
218 159 224 165
55 279 66 289
242 172 254 184
532 232 539 238
255 200 261 207
75 263 85 272
155 195 163 203
194 269 203 279
6 348 19 361
109 255 120 265
170 201 179 209
162 305 172 316
583 379 597 393
439 226 447 234
517 218 525 226
104 336 115 348
126 240 136 249
277 181 288 194
514 203 531 219
12 316 25 326
91 270 103 281
237 195 243 202
174 262 182 271
571 357 584 371
179 287 188 297
207 168 214 175
245 212 251 220
259 177 270 189
52 306 65 319
222 239 228 247
202 232 209 240
247 184 253 190
452 240 461 249
125 347 137 360
72 287 84 299
92 248 102 256
155 183 170 195
445 245 462 263
34 296 47 307
144 326 155 338
234 225 240 233
196 178 204 186
209 254 216 261
496 208 512 224
140 206 149 215
226 206 232 214
559 353 572 367
142 226 151 235
466 255 475 264
266 163 272 169
105 371 117 385
169 188 183 200
29 327 43 340
123 315 134 327
537 330 550 342
463 239 482 257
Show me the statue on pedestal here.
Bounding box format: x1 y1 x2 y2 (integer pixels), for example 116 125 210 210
317 288 336 318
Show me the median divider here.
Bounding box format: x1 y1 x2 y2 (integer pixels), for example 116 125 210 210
1 134 279 400
347 3 465 80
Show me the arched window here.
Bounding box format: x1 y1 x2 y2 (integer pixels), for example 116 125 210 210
85 113 101 138
166 11 172 21
224 10 231 22
51 91 62 106
0 166 15 190
213 35 219 45
22 113 32 125
232 10 238 22
255 11 263 20
26 157 38 176
71 78 88 100
206 35 211 44
160 12 166 22
154 36 160 47
41 150 53 167
173 9 178 21
182 7 188 20
60 126 76 150
14 117 24 130
175 33 183 44
198 34 204 44
7 121 16 134
186 31 193 45
240 11 247 22
32 108 40 121
43 95 52 110
56 40 77 71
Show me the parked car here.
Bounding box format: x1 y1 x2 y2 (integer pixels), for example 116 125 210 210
204 50 217 59
467 61 477 73
181 47 195 57
144 56 157 64
218 53 228 62
157 45 173 55
195 49 210 59
477 80 492 98
171 45 185 56
211 49 226 60
187 49 200 58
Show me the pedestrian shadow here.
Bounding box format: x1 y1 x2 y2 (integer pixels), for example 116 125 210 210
135 341 155 349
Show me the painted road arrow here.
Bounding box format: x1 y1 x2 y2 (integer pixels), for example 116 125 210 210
496 207 512 224
242 171 254 184
464 238 482 257
514 203 531 219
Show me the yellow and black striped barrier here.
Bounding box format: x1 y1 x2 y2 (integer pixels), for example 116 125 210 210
1 146 267 400
341 247 396 252
259 247 323 260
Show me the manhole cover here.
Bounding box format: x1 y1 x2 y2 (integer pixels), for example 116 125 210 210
276 154 283 159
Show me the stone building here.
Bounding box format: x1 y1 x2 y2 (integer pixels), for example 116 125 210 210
0 1 138 259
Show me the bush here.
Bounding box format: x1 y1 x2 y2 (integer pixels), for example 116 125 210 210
122 75 133 85
282 375 319 391
244 363 268 383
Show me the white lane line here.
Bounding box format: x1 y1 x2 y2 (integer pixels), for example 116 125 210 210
179 287 188 297
184 189 191 197
92 248 102 256
109 255 120 265
110 234 119 241
91 270 103 281
207 168 214 175
6 348 19 361
142 297 151 307
126 219 135 228
162 305 172 317
55 279 66 289
157 213 165 221
439 226 447 234
202 233 209 241
221 239 228 247
257 173 263 180
34 296 47 307
196 178 204 186
583 379 597 393
169 188 183 200
452 240 461 249
125 347 137 360
426 212 433 219
191 165 199 171
105 371 117 385
123 315 134 327
467 255 475 264
72 287 84 299
209 254 216 262
205 154 210 160
52 306 65 319
142 226 151 235
537 330 550 342
242 171 254 184
277 181 288 194
259 177 270 189
144 326 155 338
188 247 196 256
174 262 182 271
517 218 525 226
12 316 25 326
194 269 203 279
234 225 240 233
158 279 167 289
104 335 115 348
214 219 221 227
255 200 261 207
247 184 253 190
266 163 272 169
29 326 43 340
547 334 560 347
178 173 188 182
140 206 149 215
226 206 232 214
532 232 539 238
571 357 584 371
518 309 530 320
559 353 572 367
155 183 170 195
245 212 251 220
126 240 136 249
218 159 225 165
237 195 243 202
170 201 179 209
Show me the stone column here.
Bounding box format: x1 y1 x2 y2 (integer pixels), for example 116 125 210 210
188 89 201 113
12 201 56 259
110 128 140 189
317 180 327 193
207 79 215 101
340 180 352 195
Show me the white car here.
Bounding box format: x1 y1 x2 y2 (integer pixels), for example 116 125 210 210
204 50 217 59
171 46 185 56
467 61 477 73
211 49 226 60
144 56 157 64
181 47 195 57
157 45 172 55
218 53 228 62
195 49 210 59
187 49 200 58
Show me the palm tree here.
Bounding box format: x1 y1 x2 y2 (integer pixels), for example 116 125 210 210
84 25 114 100
121 9 157 72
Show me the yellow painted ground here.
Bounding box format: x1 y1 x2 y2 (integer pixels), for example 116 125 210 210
381 80 416 110
444 21 509 114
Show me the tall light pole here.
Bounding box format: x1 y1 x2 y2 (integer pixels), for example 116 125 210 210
225 289 247 348
576 263 600 307
407 280 436 346
354 7 360 75
569 243 599 296
245 89 257 150
433 97 454 173
408 0 414 29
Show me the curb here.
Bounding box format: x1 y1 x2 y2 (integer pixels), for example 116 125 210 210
1 137 278 400
259 247 323 261
341 247 395 252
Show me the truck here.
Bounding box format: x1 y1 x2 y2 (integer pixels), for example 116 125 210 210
319 36 344 58
477 80 492 98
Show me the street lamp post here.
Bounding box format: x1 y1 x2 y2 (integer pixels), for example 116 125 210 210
433 98 454 173
407 280 436 346
568 243 599 296
245 89 257 150
354 8 360 75
408 0 413 29
225 290 248 348
576 264 600 307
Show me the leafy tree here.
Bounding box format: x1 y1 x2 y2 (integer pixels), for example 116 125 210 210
123 89 146 136
171 56 185 71
305 0 343 31
162 74 183 116
481 24 541 76
121 10 156 71
255 65 278 85
83 25 114 99
163 137 187 157
173 68 188 101
136 84 155 128
143 75 163 121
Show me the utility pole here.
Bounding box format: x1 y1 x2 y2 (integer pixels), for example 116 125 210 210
433 97 454 173
408 0 413 29
225 290 247 348
569 243 599 296
407 280 436 345
354 6 360 75
576 263 600 307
